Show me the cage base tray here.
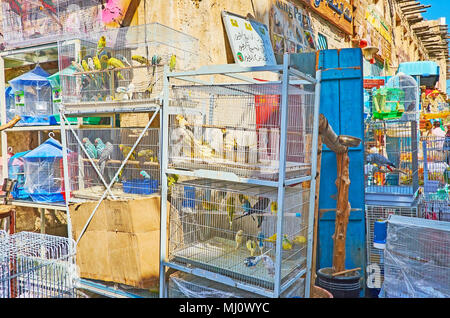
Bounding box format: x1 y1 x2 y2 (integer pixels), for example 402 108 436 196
72 185 159 201
171 236 305 290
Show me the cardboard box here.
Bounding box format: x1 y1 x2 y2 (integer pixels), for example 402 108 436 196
70 195 176 289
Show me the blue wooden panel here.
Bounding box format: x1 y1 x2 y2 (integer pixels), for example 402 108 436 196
317 48 366 295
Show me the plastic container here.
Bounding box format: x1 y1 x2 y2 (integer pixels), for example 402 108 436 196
373 220 387 249
315 267 361 298
122 179 158 195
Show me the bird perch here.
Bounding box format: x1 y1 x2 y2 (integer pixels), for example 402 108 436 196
0 115 21 131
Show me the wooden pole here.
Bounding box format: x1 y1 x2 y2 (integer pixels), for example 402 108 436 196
332 152 351 273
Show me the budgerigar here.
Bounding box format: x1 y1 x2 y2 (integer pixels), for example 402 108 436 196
98 141 114 176
246 240 257 257
270 201 278 215
81 59 89 72
243 254 275 276
140 170 151 179
292 235 307 245
226 196 236 230
82 137 97 159
264 233 277 244
87 57 95 71
282 235 293 250
234 196 270 227
131 55 150 66
137 149 155 164
119 144 137 165
235 230 244 250
94 138 106 156
107 57 125 80
97 35 106 56
169 54 176 72
151 55 161 76
116 54 131 67
257 232 265 255
366 153 396 172
93 56 102 70
71 60 84 73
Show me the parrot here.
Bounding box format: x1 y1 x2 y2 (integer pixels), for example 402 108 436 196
243 254 275 276
140 170 151 179
226 196 236 230
167 174 179 188
81 59 89 72
366 153 396 172
107 57 125 80
151 55 162 77
169 54 177 72
270 201 278 215
131 55 150 66
119 144 138 167
116 54 131 67
235 230 244 250
292 235 307 245
264 233 277 244
201 191 220 211
97 35 106 56
93 55 102 70
87 57 95 71
282 235 293 250
82 137 97 159
137 149 155 164
98 141 114 176
94 138 106 157
246 240 257 257
234 197 270 225
257 232 265 255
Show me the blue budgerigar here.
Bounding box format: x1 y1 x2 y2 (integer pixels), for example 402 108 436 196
95 138 106 157
140 170 151 179
98 141 114 176
82 137 97 159
366 153 396 172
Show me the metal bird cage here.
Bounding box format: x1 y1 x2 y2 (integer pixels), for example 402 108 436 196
58 23 198 106
0 231 78 298
167 79 316 183
365 202 418 286
64 127 160 201
382 215 450 298
364 119 419 203
168 179 310 292
385 72 419 120
1 0 104 50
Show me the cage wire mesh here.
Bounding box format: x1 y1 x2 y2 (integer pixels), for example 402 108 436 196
364 119 419 196
168 82 316 182
382 215 450 298
0 231 78 298
65 127 160 201
1 0 104 50
365 204 418 285
58 23 198 105
168 179 310 291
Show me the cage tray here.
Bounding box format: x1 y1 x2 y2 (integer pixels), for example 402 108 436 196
171 236 305 290
72 185 159 201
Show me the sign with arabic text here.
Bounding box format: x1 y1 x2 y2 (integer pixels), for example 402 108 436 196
301 0 353 35
222 11 277 67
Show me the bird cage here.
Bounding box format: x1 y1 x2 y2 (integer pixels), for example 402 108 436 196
9 65 54 125
22 136 76 203
364 119 419 199
8 150 31 201
385 72 419 120
382 215 450 298
1 0 104 50
58 23 198 106
64 127 160 201
0 231 78 298
168 179 310 291
365 202 418 287
167 80 316 182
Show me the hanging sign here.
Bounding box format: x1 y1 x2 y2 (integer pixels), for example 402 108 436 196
269 0 316 55
300 0 353 35
222 11 277 67
14 91 24 107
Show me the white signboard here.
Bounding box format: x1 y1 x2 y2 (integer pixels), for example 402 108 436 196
222 11 277 67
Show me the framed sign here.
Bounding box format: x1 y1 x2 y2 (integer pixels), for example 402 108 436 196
222 11 277 67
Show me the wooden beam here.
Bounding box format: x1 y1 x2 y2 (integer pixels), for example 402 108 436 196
120 0 141 27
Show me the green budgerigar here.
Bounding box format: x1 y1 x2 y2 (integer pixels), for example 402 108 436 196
94 138 106 156
82 137 97 159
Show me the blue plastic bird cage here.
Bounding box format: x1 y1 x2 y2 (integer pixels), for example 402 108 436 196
22 138 70 203
8 150 31 200
9 65 54 125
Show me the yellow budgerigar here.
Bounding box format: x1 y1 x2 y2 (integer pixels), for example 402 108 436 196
131 55 151 66
292 235 307 245
107 57 125 80
235 230 244 250
270 201 278 215
282 235 293 250
246 240 257 257
97 35 106 56
226 196 236 230
169 54 176 72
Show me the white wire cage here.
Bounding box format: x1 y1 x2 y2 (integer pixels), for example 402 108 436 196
168 179 310 291
0 231 78 298
382 215 450 298
364 119 419 196
64 127 160 201
58 23 199 106
168 82 316 182
365 203 418 285
1 0 104 50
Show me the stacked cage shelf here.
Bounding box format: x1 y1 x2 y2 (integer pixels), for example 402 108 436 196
160 54 321 298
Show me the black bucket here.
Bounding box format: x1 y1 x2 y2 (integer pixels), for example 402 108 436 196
315 267 361 298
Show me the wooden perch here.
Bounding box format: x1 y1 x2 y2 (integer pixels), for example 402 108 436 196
0 115 21 132
319 114 348 153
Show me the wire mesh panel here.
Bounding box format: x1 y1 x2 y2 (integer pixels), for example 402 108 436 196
168 179 310 291
1 0 104 50
383 215 450 298
364 119 419 196
58 23 198 106
65 127 160 201
365 204 418 285
168 83 316 182
0 231 78 298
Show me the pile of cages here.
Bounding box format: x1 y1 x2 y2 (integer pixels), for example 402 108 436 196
168 82 316 182
0 231 78 298
58 23 198 107
64 127 160 201
364 119 419 197
168 179 310 291
419 136 450 222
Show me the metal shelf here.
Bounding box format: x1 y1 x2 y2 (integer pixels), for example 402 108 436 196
11 200 68 211
7 124 79 132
